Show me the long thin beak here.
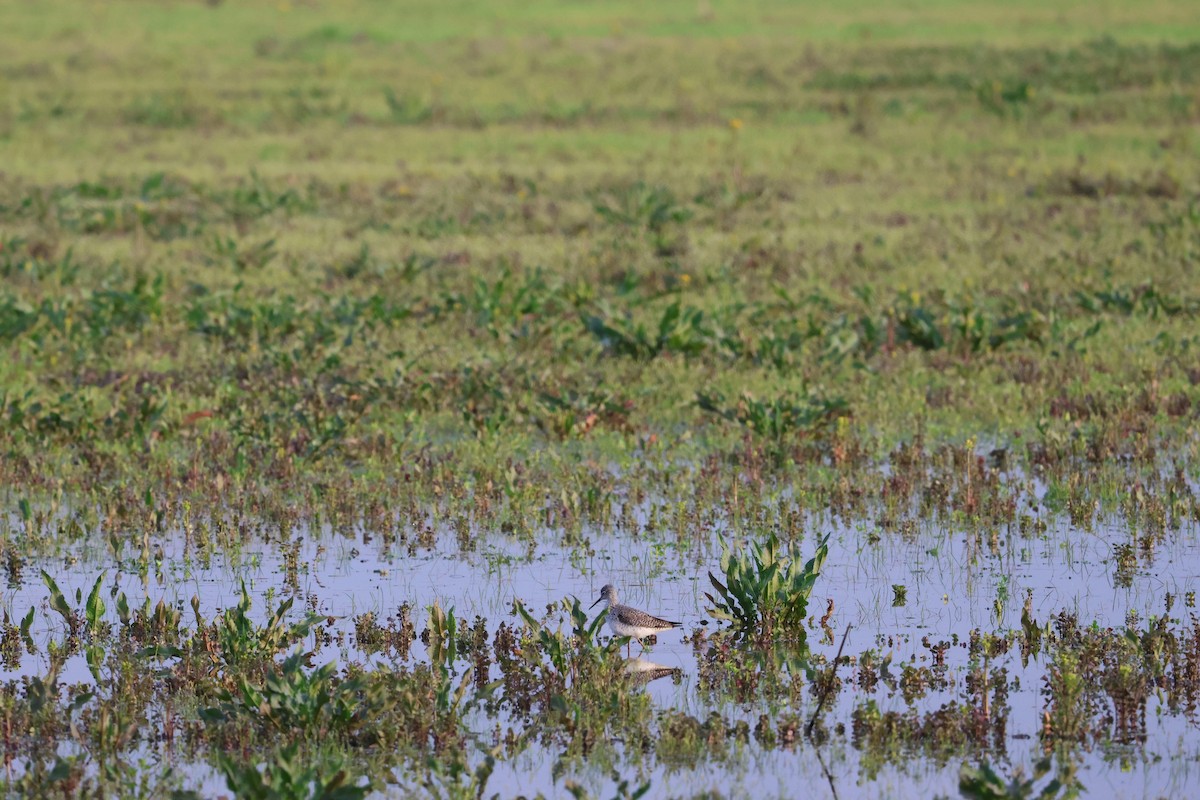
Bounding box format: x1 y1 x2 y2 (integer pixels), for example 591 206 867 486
589 598 602 609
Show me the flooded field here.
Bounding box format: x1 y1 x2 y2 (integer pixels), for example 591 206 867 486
5 468 1200 797
2 0 1200 797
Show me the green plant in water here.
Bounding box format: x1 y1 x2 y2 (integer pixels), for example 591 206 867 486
706 532 829 637
419 749 496 800
427 601 481 715
959 754 1082 800
218 742 369 800
515 596 612 679
212 581 326 673
40 570 79 636
565 770 651 800
203 651 364 738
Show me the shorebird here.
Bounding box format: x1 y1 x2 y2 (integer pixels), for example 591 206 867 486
590 584 681 655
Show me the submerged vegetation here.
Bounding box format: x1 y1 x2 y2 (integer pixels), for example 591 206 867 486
0 0 1198 797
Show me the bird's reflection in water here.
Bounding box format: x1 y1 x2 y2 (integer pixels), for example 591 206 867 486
624 656 682 685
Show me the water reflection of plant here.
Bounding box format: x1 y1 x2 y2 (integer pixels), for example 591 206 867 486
695 533 831 712
959 753 1083 800
509 596 655 783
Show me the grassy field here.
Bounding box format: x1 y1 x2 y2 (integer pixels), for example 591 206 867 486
1 0 1199 797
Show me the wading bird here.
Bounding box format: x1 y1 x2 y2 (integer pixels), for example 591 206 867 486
590 584 681 656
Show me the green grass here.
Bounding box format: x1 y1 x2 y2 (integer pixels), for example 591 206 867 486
0 0 1194 564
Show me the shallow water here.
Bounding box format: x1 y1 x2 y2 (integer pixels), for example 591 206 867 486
4 497 1200 798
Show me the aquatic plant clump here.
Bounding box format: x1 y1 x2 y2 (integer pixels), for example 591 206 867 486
706 533 830 639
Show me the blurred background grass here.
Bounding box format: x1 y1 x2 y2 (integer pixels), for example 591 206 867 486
0 0 1197 482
